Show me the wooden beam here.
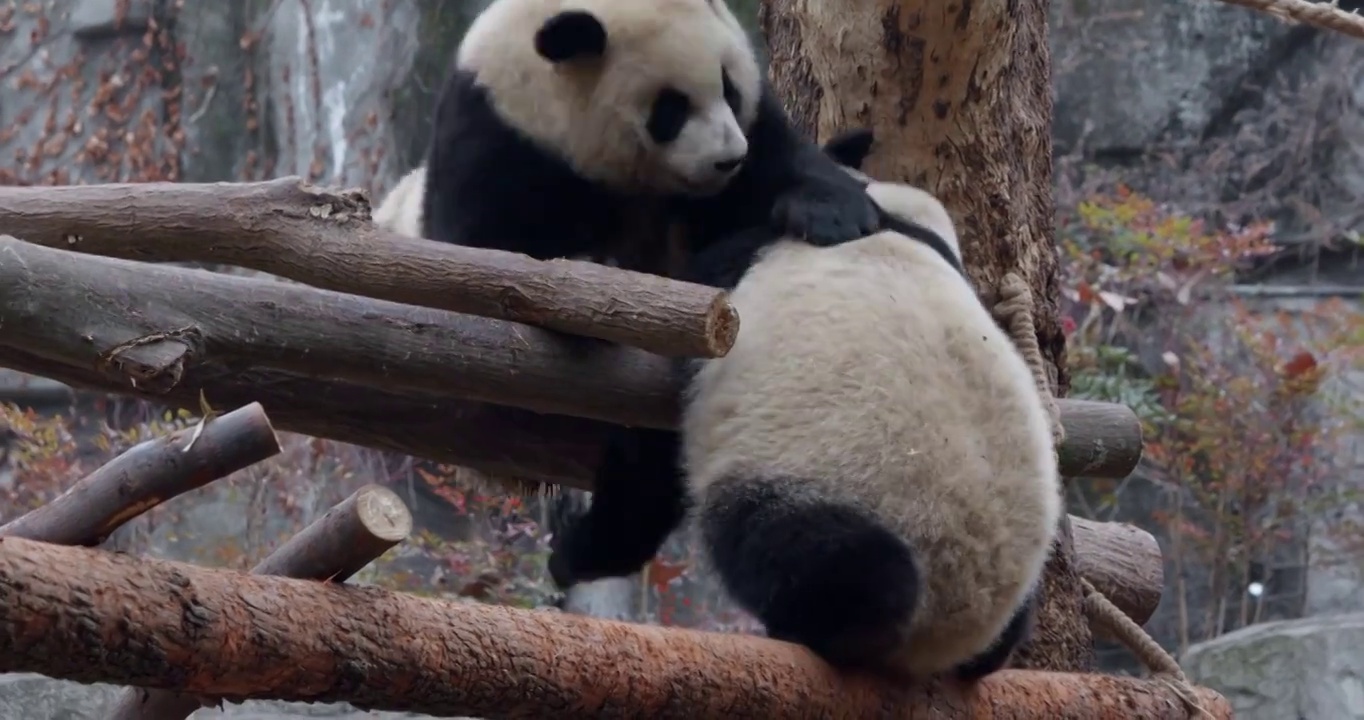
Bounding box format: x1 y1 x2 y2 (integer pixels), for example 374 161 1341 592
0 233 1142 480
0 178 737 359
0 536 1232 719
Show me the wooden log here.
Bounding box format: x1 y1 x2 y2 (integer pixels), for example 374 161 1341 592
0 178 738 359
106 483 413 720
0 403 280 545
0 233 677 429
0 234 1141 480
1072 516 1165 633
0 536 1231 719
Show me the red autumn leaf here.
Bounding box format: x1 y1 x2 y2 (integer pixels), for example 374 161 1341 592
647 557 688 592
1076 281 1099 305
1281 351 1318 380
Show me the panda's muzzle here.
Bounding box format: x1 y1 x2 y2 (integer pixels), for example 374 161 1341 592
714 154 746 173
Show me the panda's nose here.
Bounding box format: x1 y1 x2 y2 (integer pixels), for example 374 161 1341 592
714 154 746 173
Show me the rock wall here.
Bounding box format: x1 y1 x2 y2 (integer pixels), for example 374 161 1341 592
1184 612 1364 719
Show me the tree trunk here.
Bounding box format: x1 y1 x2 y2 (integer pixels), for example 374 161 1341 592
758 0 1091 671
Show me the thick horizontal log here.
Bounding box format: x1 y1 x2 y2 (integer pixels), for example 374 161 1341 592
0 234 677 430
0 234 1140 479
0 536 1230 719
1072 516 1164 631
0 402 280 545
108 483 413 720
0 177 737 359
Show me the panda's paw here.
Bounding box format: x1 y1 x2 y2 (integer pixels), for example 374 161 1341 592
772 183 879 247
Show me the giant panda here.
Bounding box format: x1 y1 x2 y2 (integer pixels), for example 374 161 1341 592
421 0 879 267
551 130 1063 682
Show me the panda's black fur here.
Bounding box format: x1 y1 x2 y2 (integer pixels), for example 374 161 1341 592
420 0 878 266
550 128 1062 682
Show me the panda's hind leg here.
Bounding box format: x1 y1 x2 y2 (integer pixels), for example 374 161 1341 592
951 588 1039 683
699 472 920 670
547 426 688 589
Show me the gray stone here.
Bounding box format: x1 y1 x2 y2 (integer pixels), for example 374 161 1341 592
1183 612 1364 719
0 673 477 719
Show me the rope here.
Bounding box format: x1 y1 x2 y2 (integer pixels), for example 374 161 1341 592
991 274 1064 447
1213 0 1364 40
992 272 1212 719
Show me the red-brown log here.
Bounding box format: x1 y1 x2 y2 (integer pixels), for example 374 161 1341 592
106 483 413 720
0 536 1230 719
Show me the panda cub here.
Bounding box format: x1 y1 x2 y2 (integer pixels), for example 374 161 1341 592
421 0 878 264
553 130 1063 682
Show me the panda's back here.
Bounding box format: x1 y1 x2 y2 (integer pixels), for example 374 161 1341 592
681 229 1060 671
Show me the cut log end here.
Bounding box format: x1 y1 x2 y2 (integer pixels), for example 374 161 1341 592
704 295 741 357
355 485 414 543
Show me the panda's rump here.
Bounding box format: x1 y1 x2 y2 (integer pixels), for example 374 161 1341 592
683 235 1061 674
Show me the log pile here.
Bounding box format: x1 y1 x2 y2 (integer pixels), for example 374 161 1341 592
0 179 1228 718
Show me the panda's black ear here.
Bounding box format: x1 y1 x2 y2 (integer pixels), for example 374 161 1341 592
822 128 876 170
535 11 607 63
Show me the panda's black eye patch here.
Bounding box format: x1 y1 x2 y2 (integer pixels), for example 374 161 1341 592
721 68 742 115
647 87 692 144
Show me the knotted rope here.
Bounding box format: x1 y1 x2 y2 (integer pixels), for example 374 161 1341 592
992 272 1211 718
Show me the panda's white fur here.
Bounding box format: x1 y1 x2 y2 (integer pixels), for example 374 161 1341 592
372 166 428 238
675 177 1062 680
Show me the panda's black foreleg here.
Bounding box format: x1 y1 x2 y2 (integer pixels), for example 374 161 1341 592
546 425 689 590
952 588 1040 683
712 87 877 249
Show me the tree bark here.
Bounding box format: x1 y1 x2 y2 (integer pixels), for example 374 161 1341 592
0 178 737 359
0 403 280 545
758 0 1090 671
0 536 1232 719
